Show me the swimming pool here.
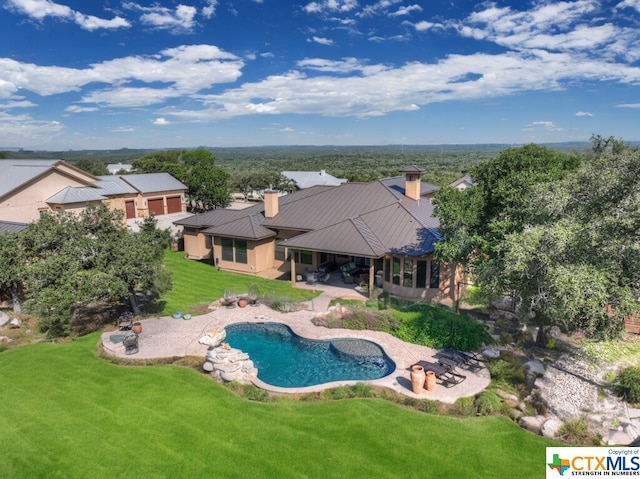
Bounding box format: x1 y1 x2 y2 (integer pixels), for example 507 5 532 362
224 322 395 388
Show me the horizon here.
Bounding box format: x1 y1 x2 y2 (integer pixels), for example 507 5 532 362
2 0 640 150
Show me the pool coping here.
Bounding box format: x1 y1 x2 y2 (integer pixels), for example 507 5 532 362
101 303 490 404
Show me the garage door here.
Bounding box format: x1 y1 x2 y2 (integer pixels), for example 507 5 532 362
148 198 164 216
166 196 182 214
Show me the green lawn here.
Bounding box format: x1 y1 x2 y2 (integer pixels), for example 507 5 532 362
160 250 318 315
0 334 555 479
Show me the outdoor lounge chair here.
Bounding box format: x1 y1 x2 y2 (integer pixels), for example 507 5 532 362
122 333 139 355
437 348 484 372
420 360 466 388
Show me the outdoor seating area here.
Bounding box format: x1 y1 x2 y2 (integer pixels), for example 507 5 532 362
436 348 485 372
418 357 467 388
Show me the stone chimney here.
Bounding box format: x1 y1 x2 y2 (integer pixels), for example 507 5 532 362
264 190 279 218
400 166 425 201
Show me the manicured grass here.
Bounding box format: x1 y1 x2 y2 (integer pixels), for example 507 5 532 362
160 250 318 315
0 334 555 478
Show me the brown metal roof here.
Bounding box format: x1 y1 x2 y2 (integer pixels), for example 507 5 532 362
173 174 442 255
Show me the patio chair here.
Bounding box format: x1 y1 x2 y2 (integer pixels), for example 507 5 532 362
438 348 484 372
421 361 466 388
122 333 139 355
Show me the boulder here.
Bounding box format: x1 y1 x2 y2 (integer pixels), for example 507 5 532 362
0 312 9 328
541 417 562 439
519 415 544 435
202 361 214 372
9 318 20 329
199 329 226 346
0 336 12 344
523 360 545 377
482 348 500 359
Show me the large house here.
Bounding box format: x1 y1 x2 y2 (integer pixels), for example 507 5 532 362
0 159 187 227
281 169 347 189
176 166 462 302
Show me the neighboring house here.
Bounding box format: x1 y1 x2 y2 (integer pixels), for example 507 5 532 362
176 166 462 302
281 169 347 189
450 175 474 191
0 159 187 225
107 163 133 175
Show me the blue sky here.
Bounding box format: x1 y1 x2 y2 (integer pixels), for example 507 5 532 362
1 0 639 150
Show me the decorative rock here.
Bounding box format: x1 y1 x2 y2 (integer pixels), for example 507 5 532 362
519 415 544 435
0 312 9 328
541 417 562 439
9 318 20 329
202 361 214 372
482 348 500 359
523 360 545 377
0 336 12 343
199 329 226 346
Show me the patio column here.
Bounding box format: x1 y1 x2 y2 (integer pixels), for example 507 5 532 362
290 252 296 287
368 263 375 298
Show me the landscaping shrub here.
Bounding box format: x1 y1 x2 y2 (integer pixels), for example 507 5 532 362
614 366 640 404
242 385 271 402
486 355 525 391
475 391 503 416
557 418 593 445
452 396 476 416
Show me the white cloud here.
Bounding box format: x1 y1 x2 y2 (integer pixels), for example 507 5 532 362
390 4 422 17
615 0 640 12
202 0 218 19
153 117 170 125
309 36 335 46
5 0 129 30
123 3 197 32
617 103 640 108
524 121 563 131
575 111 594 116
280 127 294 132
303 0 359 15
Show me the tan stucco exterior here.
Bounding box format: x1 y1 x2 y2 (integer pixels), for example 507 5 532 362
0 170 94 223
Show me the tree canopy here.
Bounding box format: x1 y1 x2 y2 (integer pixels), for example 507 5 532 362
132 148 231 209
2 205 171 337
433 141 640 340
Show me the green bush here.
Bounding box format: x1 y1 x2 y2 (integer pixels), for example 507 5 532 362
614 367 640 404
242 385 271 402
557 418 592 445
475 391 502 416
452 396 476 416
486 356 525 390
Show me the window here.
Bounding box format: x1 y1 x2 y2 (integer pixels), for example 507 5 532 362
221 238 234 261
403 259 414 287
275 246 285 261
392 257 401 285
384 258 391 282
221 238 247 264
416 260 427 288
235 240 247 264
430 261 440 288
294 250 313 265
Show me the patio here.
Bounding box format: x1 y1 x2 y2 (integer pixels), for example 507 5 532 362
101 295 490 404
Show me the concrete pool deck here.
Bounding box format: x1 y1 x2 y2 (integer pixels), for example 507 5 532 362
101 300 490 404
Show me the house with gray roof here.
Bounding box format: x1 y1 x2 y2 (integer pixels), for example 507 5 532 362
281 169 347 189
175 166 460 302
0 159 187 227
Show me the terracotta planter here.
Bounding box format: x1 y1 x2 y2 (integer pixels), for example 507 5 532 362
424 370 436 391
238 299 248 308
410 365 425 394
132 322 142 334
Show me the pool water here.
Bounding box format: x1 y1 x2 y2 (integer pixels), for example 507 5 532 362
224 322 395 388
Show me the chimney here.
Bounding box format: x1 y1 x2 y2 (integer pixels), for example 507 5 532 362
319 169 325 177
401 166 425 201
264 190 279 218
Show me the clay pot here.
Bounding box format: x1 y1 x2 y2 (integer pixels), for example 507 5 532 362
410 365 425 394
424 370 436 391
132 322 142 334
238 298 248 308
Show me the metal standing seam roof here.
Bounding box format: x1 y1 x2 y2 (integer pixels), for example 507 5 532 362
94 176 139 195
281 170 346 188
119 173 187 194
46 186 108 204
0 220 29 234
0 159 63 198
203 214 276 240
